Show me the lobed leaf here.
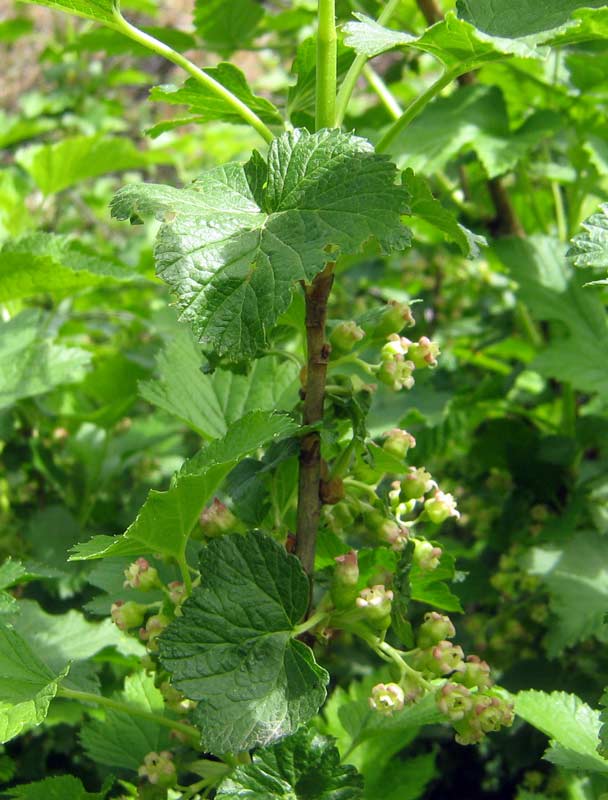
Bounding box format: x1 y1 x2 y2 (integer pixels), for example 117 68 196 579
0 625 68 743
111 128 410 359
4 775 112 799
15 0 117 25
158 532 329 754
568 203 608 283
515 690 608 774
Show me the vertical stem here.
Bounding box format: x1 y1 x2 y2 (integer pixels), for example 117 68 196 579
335 0 402 125
296 263 335 576
316 0 337 129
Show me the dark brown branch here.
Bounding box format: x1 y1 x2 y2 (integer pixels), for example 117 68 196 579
416 0 525 238
295 262 334 577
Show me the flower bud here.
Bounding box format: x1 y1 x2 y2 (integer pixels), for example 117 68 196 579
377 336 416 392
140 613 170 649
370 301 415 337
369 682 405 715
426 640 465 675
401 467 436 500
138 751 177 787
356 584 394 631
413 539 442 571
382 428 416 459
330 321 365 353
111 600 146 631
331 551 359 609
418 612 456 648
380 519 410 550
167 581 186 606
472 695 514 733
123 558 160 591
160 681 196 714
425 490 460 524
199 497 237 538
407 336 440 369
437 683 474 721
454 655 492 690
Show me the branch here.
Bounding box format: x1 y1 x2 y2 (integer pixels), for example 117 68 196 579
295 263 334 577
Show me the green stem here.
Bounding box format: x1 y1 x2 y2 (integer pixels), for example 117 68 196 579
178 553 193 597
111 9 275 144
335 0 402 125
362 63 403 119
376 640 433 690
57 687 200 744
551 180 568 241
343 478 379 500
376 68 461 153
316 0 338 129
292 608 330 637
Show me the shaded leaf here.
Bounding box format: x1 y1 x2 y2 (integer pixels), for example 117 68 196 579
80 672 170 771
194 0 263 53
4 775 111 799
457 0 607 39
70 411 299 561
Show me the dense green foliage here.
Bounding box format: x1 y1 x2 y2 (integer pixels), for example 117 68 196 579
1 0 608 798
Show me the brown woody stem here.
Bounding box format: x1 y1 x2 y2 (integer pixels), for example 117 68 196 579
415 0 525 238
296 262 335 577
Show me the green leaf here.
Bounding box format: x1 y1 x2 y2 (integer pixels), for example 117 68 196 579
343 11 541 66
4 775 112 800
320 671 442 776
111 129 410 359
0 233 137 301
194 0 263 53
148 63 282 135
526 531 608 655
80 672 170 771
0 310 91 410
456 0 607 39
364 753 437 800
16 135 169 195
0 625 68 743
410 553 463 613
599 689 608 759
568 203 608 281
15 0 116 25
7 600 143 693
515 690 608 774
403 168 486 258
494 236 608 398
70 411 299 561
216 727 363 799
393 84 559 178
139 323 299 440
158 532 329 754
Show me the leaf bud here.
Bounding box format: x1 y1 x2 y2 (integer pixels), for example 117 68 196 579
413 539 442 571
199 498 237 538
401 467 436 500
123 558 160 591
436 682 474 721
425 490 460 524
407 336 440 369
138 751 177 787
320 477 345 505
110 600 147 631
382 428 416 459
418 612 456 648
330 320 365 353
369 682 405 715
